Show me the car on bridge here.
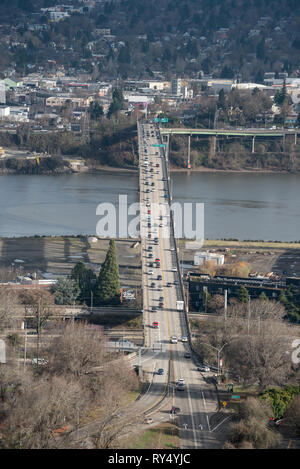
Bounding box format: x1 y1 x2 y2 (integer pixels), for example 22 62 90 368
176 382 185 391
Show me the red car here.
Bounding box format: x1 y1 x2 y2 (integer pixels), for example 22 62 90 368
147 209 151 214
152 321 159 328
155 258 160 263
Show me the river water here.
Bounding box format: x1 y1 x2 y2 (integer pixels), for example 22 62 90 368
0 171 299 241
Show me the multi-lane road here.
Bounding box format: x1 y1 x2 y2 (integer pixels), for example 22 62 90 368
137 120 225 449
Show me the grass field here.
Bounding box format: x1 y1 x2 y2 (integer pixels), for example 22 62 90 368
177 239 300 249
120 422 180 449
204 240 300 249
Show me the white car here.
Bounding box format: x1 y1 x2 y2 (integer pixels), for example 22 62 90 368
148 269 154 275
198 365 210 372
171 267 177 272
170 336 178 344
181 336 188 342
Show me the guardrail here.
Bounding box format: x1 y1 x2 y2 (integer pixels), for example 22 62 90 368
137 121 149 347
158 129 191 344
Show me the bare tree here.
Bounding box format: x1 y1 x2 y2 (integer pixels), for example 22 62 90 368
0 287 20 331
46 322 106 378
19 289 55 360
0 372 86 449
194 300 296 389
224 320 293 390
226 397 281 449
284 395 300 436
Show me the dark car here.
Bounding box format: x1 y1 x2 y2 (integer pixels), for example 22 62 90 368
167 282 172 287
184 353 191 359
150 282 156 288
151 306 157 312
157 275 162 280
157 368 164 375
159 302 164 308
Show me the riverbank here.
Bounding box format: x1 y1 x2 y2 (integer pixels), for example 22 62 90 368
1 236 300 282
0 236 142 287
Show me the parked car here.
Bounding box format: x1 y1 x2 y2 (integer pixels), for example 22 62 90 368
144 417 153 424
157 368 164 375
198 365 210 372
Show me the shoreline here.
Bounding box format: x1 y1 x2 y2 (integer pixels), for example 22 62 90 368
1 234 300 248
1 163 299 176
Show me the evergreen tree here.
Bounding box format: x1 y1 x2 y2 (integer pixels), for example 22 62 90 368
94 240 121 305
71 261 96 305
259 292 269 301
237 285 249 303
51 278 80 305
107 88 124 118
274 80 288 106
89 101 104 120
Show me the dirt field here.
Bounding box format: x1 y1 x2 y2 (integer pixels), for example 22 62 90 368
179 239 300 278
0 236 141 287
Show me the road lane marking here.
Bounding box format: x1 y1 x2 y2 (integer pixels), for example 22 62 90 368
201 390 211 432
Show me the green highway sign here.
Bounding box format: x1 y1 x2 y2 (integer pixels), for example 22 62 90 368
231 395 240 399
154 117 168 123
153 144 166 148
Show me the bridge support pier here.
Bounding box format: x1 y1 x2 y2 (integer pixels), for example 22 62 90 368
251 136 256 154
187 135 191 169
166 134 170 161
209 136 217 163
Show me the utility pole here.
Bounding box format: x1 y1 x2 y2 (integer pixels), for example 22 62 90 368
23 329 27 373
224 289 227 332
37 298 41 362
248 295 251 334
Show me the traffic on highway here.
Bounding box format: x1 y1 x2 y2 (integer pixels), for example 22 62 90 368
137 121 223 448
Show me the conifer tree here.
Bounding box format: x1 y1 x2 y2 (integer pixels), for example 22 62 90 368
94 240 121 305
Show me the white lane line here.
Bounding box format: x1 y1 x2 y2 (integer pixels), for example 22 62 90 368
186 383 199 448
201 390 211 432
210 416 231 433
141 361 156 399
